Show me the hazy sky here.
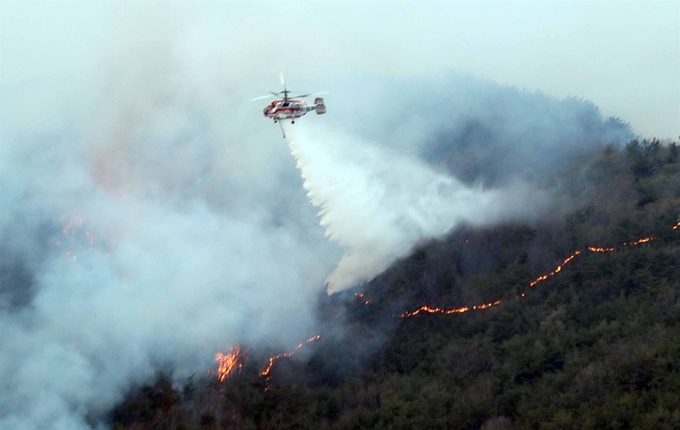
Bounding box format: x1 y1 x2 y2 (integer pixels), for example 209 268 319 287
1 0 678 138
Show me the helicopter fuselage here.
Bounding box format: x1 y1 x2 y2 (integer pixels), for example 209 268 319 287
263 99 316 122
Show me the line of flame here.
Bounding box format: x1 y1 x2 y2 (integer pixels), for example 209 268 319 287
622 237 654 246
260 335 322 379
400 300 502 318
213 224 678 382
400 226 676 318
588 246 615 253
529 250 581 287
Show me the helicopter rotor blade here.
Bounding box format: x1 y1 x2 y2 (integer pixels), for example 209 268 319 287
251 94 275 101
292 91 329 99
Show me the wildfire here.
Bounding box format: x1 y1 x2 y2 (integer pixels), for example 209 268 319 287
212 335 321 386
212 222 679 384
260 334 322 380
529 251 581 287
354 292 371 305
623 237 654 246
215 347 244 382
400 300 502 318
400 221 678 319
588 246 615 253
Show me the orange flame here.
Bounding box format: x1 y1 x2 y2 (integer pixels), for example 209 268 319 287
355 292 370 305
588 246 615 253
215 347 244 382
400 222 677 319
529 251 581 287
623 237 654 246
260 335 322 379
213 222 678 383
400 300 502 318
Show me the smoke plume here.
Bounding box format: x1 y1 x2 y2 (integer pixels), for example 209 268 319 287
286 124 550 293
0 16 336 430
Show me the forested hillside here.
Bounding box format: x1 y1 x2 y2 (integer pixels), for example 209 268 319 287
110 138 680 430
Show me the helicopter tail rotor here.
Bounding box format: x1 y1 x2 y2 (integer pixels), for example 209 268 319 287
315 97 327 114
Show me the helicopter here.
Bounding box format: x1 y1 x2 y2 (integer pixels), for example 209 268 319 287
253 76 326 138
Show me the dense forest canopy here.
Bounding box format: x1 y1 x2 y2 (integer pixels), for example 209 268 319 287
109 136 680 429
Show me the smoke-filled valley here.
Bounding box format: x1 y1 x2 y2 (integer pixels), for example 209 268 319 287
2 3 679 430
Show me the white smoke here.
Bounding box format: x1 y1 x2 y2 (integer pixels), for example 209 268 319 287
0 12 337 429
0 122 336 429
285 124 549 293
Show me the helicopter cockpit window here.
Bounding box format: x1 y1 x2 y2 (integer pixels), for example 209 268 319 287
282 102 289 107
